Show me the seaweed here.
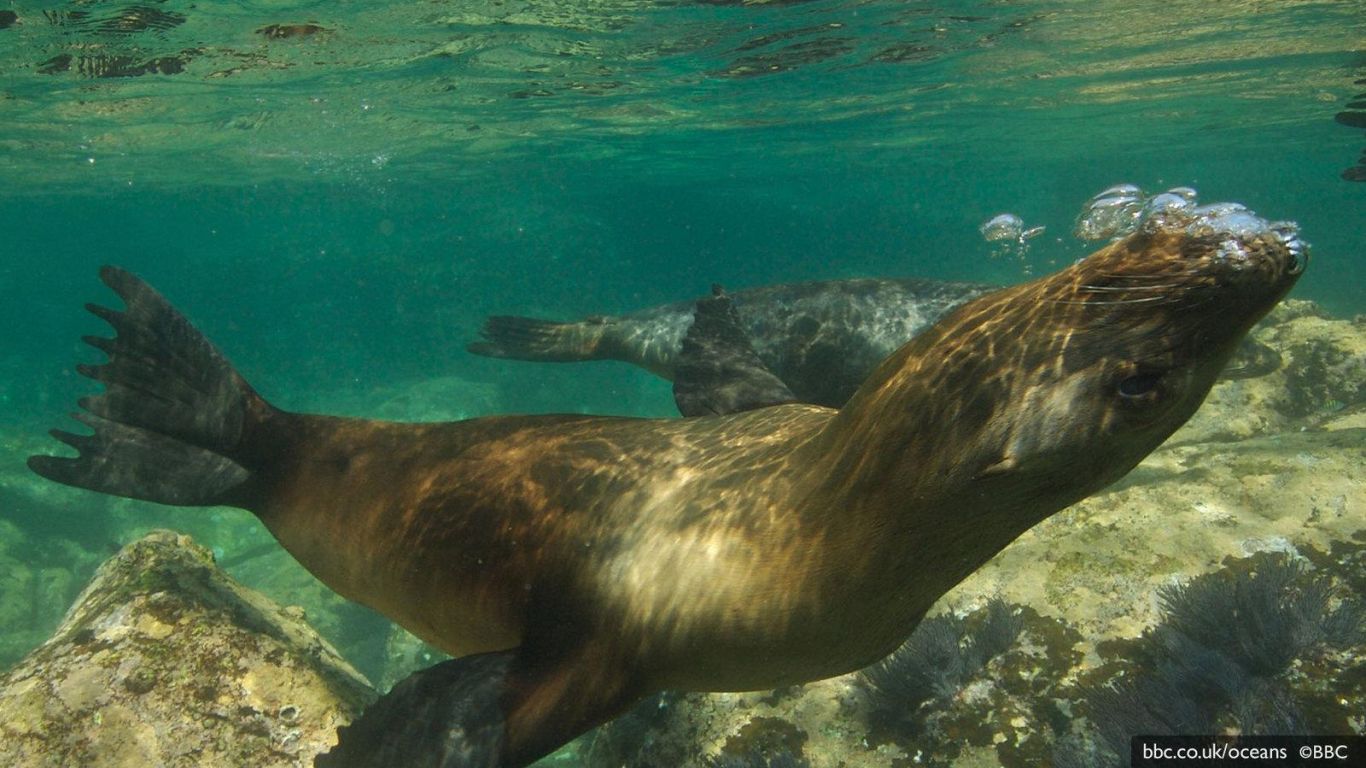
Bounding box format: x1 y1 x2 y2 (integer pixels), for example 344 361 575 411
1054 553 1365 767
861 598 1024 716
719 716 807 764
1157 555 1363 675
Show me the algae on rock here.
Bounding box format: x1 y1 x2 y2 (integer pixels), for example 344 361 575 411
0 531 373 768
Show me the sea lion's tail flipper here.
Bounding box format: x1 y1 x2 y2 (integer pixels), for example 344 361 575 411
467 315 610 363
28 266 270 507
673 285 798 417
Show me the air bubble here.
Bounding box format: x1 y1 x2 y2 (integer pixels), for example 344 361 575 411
1074 185 1145 240
980 213 1025 242
1072 184 1306 271
1186 209 1267 241
980 213 1045 272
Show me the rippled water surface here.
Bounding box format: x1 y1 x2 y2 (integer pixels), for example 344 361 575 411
3 1 1364 188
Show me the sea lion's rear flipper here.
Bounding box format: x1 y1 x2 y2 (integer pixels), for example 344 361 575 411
468 315 610 363
27 266 271 508
673 285 798 417
319 647 641 768
317 653 512 768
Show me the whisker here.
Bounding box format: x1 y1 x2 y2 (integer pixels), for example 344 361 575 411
1048 295 1175 306
1078 284 1185 292
1093 270 1203 281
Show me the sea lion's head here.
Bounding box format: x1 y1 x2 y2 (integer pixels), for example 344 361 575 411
830 203 1306 516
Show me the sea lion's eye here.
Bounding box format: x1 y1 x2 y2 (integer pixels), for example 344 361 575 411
1118 372 1163 398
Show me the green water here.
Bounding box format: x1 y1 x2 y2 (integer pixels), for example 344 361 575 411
1 0 1364 760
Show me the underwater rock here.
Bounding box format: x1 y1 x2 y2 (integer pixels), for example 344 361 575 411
0 531 372 767
1169 300 1366 445
582 680 868 767
1054 552 1366 766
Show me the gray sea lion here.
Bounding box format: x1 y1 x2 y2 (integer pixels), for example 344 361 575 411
28 208 1304 767
470 277 992 409
468 276 1284 412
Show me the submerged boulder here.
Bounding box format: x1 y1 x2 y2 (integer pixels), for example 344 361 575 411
1172 300 1366 445
0 531 372 768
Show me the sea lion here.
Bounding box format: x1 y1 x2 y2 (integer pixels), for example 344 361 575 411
468 276 1284 413
469 277 993 409
28 204 1305 767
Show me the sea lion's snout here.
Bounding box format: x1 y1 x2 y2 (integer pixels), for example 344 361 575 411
1071 186 1308 301
1174 204 1308 281
1071 200 1308 319
1076 186 1310 282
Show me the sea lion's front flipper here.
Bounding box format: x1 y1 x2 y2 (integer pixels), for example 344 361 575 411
317 652 512 768
673 285 798 417
318 646 640 768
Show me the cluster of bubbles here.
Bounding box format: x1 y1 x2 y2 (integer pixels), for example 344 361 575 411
979 183 1308 276
1073 183 1308 273
1073 184 1197 240
979 213 1047 272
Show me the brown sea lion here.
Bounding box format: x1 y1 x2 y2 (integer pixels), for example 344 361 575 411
28 207 1305 767
468 276 1284 414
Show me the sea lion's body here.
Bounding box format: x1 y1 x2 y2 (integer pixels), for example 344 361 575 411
265 405 897 690
470 277 993 408
30 209 1306 767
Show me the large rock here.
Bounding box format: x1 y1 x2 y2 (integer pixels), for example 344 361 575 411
1172 300 1366 445
0 531 373 768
